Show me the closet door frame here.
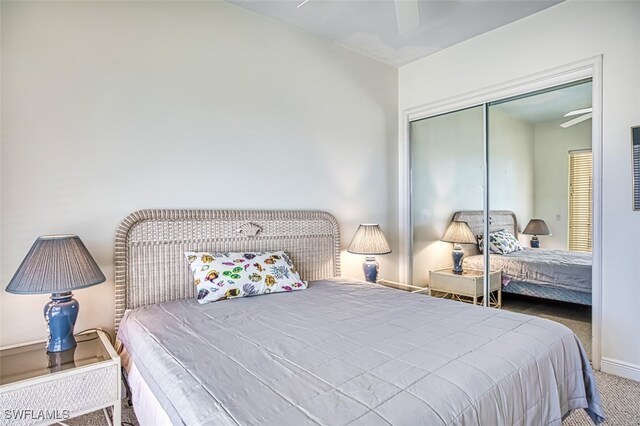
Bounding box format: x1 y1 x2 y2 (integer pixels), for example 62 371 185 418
399 55 603 369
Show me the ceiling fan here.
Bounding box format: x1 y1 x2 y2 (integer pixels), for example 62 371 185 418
297 0 421 35
393 0 421 35
560 107 592 128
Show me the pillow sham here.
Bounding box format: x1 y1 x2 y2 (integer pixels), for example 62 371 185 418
185 250 307 304
478 229 523 255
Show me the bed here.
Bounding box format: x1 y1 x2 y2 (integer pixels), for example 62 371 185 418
453 211 593 306
114 209 604 425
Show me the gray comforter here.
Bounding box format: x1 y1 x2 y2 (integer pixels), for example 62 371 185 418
118 278 604 426
464 249 592 293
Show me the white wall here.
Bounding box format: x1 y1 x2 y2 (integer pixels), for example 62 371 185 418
0 1 398 347
534 119 592 249
489 109 535 238
411 108 534 285
399 0 640 379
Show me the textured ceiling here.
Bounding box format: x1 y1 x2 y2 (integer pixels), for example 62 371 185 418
226 0 563 67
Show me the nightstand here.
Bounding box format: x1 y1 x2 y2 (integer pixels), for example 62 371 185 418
429 268 502 307
0 330 121 426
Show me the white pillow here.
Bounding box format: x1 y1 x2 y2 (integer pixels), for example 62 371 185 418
185 250 307 304
478 229 523 254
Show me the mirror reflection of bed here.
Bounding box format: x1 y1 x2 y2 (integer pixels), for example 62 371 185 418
410 80 593 359
456 210 593 358
488 81 593 359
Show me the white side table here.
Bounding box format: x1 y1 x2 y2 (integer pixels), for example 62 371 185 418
429 268 502 307
0 330 121 426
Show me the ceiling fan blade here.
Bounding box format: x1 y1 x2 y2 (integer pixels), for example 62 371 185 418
564 107 592 117
394 0 420 35
560 112 592 128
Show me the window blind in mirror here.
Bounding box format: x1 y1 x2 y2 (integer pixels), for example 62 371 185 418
569 150 593 253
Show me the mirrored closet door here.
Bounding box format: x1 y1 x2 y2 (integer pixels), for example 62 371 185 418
410 106 484 290
410 79 593 309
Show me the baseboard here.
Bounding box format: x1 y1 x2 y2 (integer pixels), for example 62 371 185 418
601 357 640 382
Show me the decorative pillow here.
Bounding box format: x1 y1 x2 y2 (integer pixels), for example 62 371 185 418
185 250 307 304
478 229 523 255
477 234 485 253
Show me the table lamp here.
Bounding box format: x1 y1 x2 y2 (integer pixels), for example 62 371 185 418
5 235 106 353
522 219 551 248
441 221 476 274
347 224 391 283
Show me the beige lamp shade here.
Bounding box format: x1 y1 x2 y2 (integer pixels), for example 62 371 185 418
441 221 476 244
522 219 551 236
5 235 106 294
347 224 391 255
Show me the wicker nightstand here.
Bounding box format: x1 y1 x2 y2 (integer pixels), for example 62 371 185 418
0 330 121 426
429 268 502 307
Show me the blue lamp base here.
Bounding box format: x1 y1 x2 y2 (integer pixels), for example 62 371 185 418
530 236 540 248
451 244 465 274
363 256 379 283
44 292 79 353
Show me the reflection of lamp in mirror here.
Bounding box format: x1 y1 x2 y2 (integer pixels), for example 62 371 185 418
347 224 392 283
441 221 476 274
47 348 76 373
522 219 551 248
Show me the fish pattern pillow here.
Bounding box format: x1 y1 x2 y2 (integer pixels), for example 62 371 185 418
185 250 307 304
478 229 523 255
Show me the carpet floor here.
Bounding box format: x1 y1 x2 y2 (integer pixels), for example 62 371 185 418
502 293 593 360
71 294 639 425
502 293 639 425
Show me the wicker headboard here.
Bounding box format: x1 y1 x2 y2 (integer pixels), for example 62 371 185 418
452 210 519 238
114 209 341 331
